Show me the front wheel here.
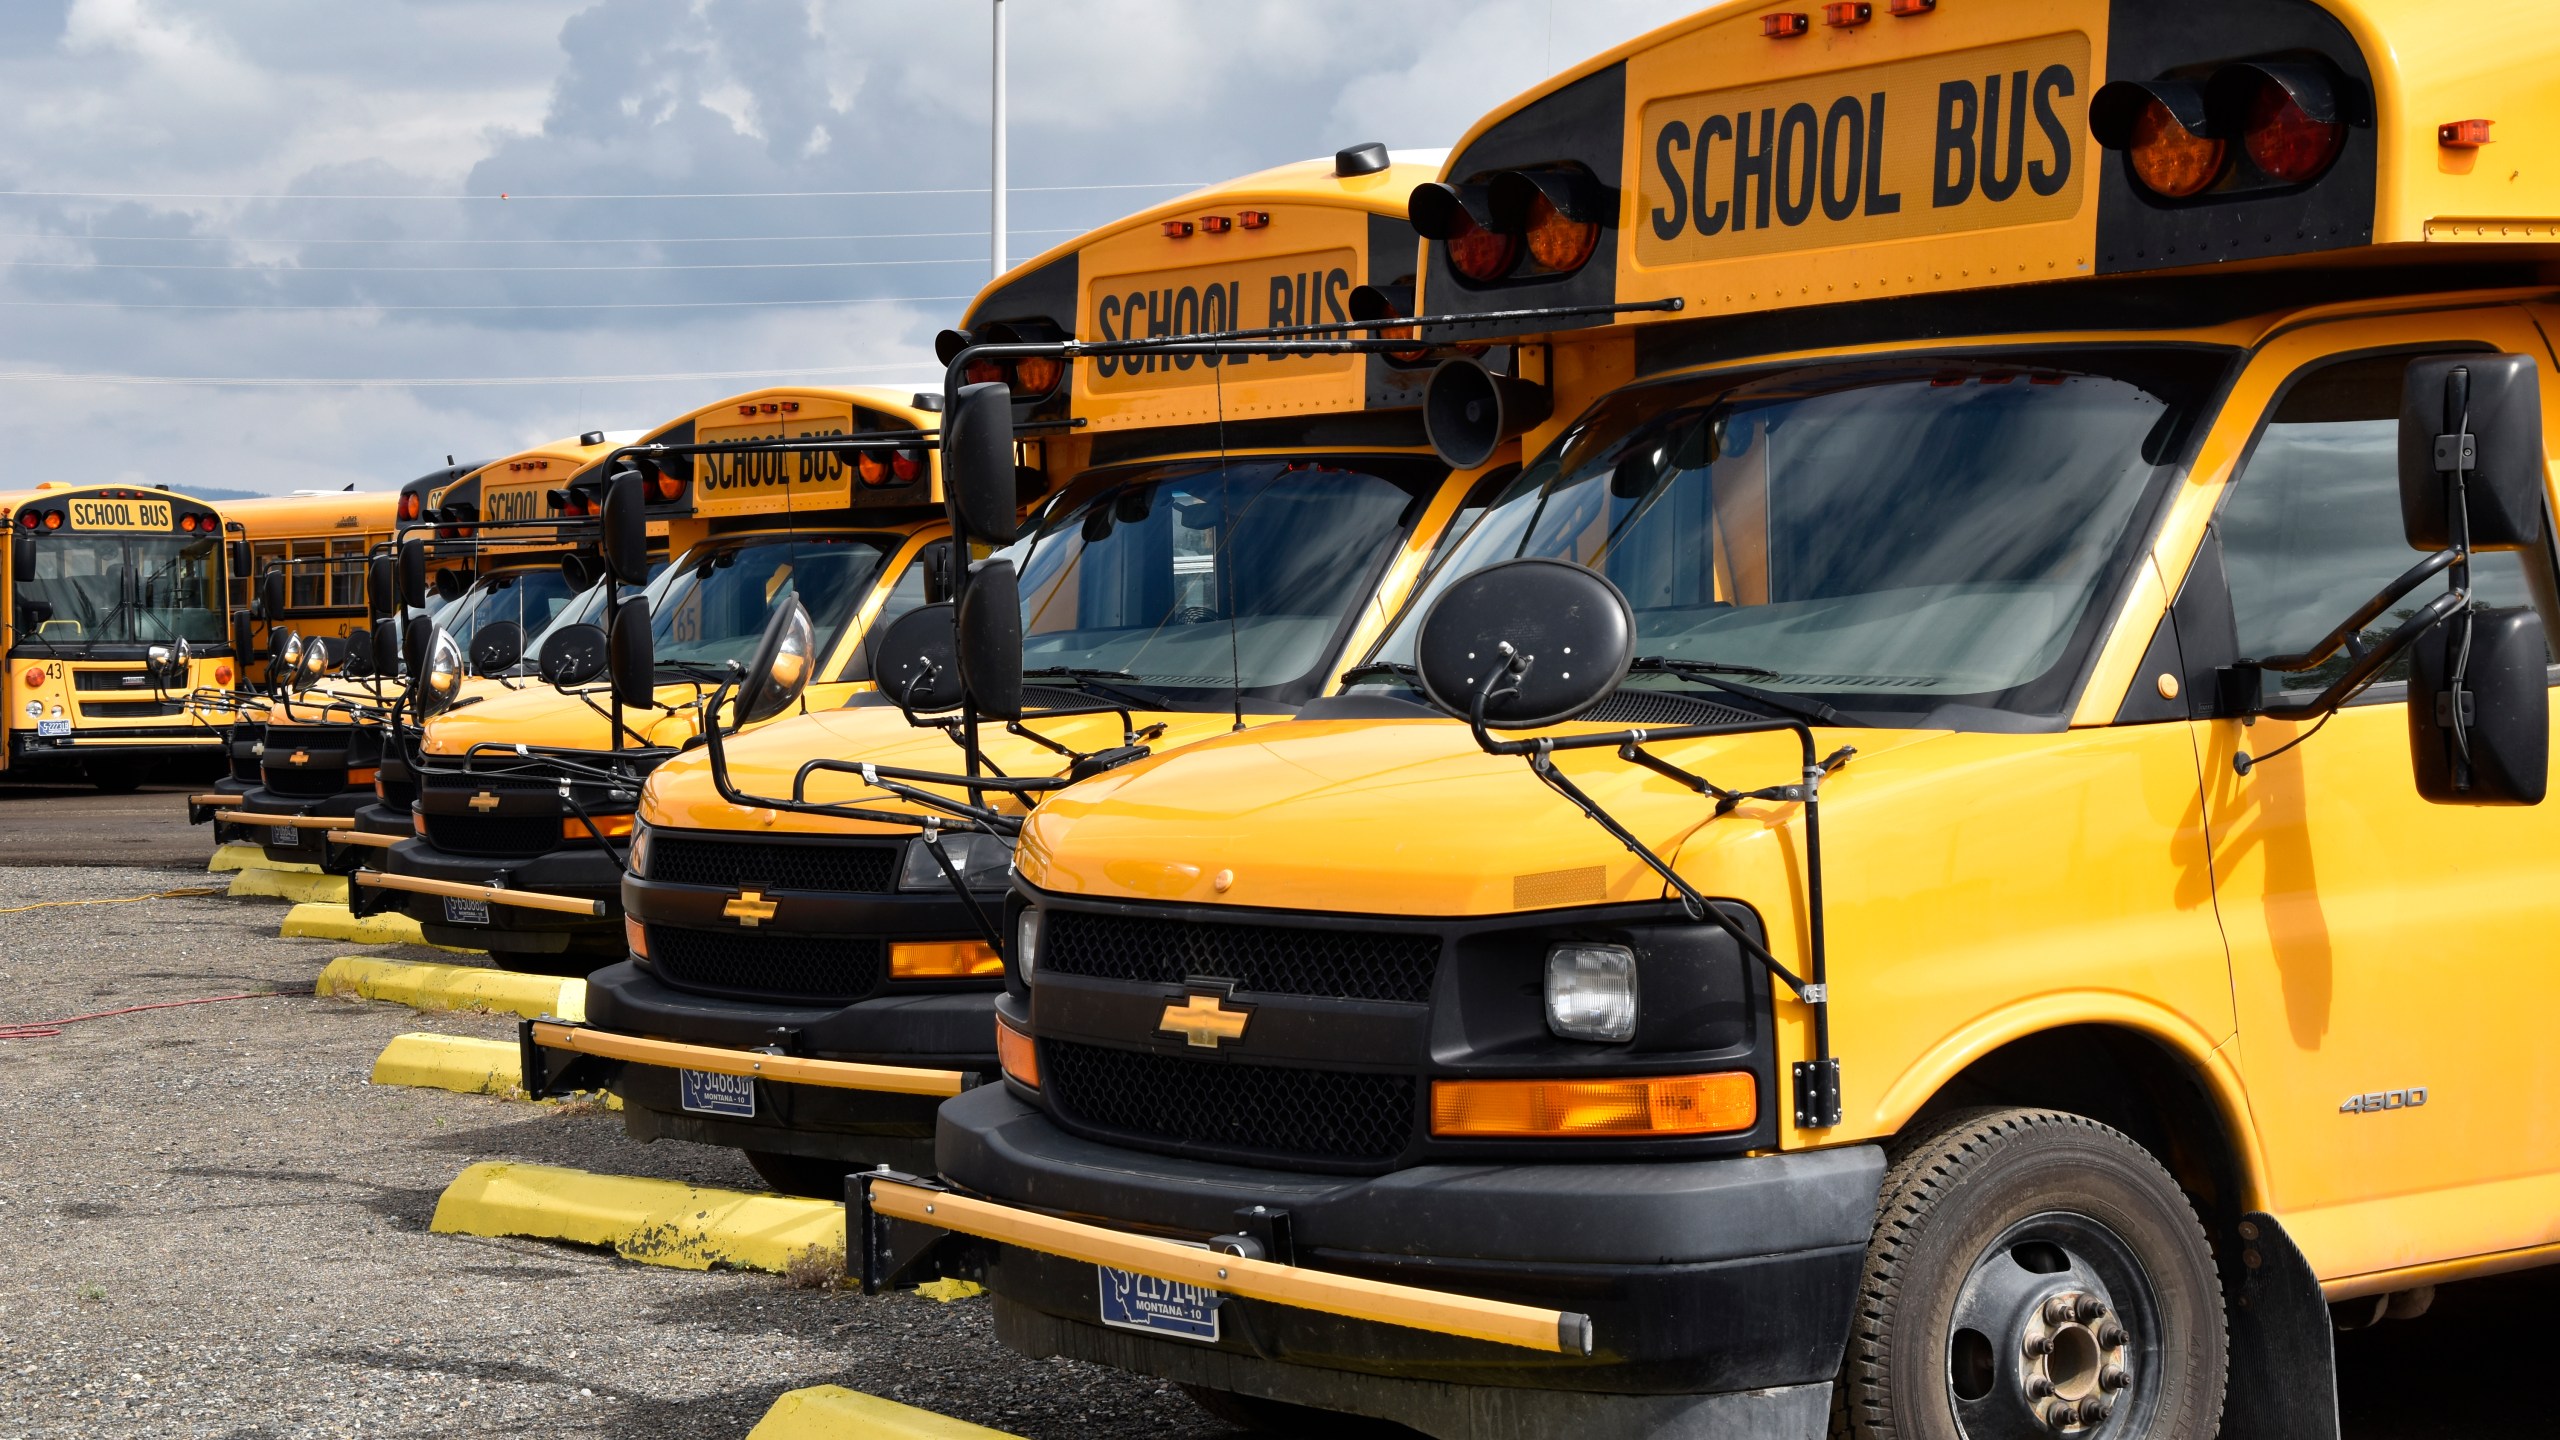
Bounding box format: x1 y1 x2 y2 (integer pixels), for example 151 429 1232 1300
1834 1108 2226 1439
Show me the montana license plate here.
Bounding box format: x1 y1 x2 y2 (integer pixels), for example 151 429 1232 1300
441 896 491 925
36 719 69 737
679 1069 756 1118
271 825 299 847
1097 1263 1220 1343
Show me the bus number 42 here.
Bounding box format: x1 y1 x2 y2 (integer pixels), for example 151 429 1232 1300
2340 1087 2427 1115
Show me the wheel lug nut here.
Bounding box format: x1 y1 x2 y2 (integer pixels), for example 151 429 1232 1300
2101 1364 2131 1392
2024 1332 2053 1357
2044 1295 2077 1324
2026 1375 2054 1399
2041 1399 2077 1429
2096 1321 2127 1348
2074 1295 2107 1324
2080 1395 2113 1424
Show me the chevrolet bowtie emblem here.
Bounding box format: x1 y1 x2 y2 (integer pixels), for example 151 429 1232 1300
723 889 779 927
288 751 309 765
467 791 501 811
1158 993 1251 1050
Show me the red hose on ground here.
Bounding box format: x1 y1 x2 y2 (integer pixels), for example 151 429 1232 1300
0 991 284 1040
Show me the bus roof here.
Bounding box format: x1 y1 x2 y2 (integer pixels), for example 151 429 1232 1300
628 385 943 523
0 481 210 513
959 153 1451 436
212 491 398 544
1410 0 2560 333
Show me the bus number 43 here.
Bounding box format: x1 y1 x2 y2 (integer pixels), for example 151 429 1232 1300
2341 1087 2428 1115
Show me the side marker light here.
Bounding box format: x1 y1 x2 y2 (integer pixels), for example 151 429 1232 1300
1763 12 1809 37
2439 119 2494 149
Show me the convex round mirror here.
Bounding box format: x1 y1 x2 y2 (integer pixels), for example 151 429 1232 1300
871 602 964 716
415 628 466 717
733 598 815 726
469 619 522 678
537 623 610 688
342 628 375 678
1414 557 1634 728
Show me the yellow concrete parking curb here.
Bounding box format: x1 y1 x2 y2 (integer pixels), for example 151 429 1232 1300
747 1385 1019 1439
430 1161 841 1274
317 956 585 1021
209 842 315 875
368 1033 621 1108
278 902 472 949
229 868 348 904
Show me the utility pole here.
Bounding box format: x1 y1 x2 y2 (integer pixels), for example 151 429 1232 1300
990 0 1008 279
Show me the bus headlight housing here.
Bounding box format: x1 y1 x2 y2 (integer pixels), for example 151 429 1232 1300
1014 907 1042 980
900 831 1016 892
627 821 651 878
417 628 466 717
1545 943 1638 1043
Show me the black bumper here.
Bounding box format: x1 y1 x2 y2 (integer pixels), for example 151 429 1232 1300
940 1085 1882 1398
219 785 372 865
584 959 996 1167
365 836 625 955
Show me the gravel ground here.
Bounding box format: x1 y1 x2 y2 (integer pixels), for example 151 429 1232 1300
0 864 1235 1440
1 849 2552 1440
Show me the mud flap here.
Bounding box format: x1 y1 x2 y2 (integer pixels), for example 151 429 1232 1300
848 1170 991 1294
517 1017 621 1100
2221 1211 2337 1440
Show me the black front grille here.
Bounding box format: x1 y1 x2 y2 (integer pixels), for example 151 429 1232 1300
80 701 185 719
265 766 349 798
230 749 262 783
1042 911 1440 1004
647 925 884 1002
1042 1039 1414 1166
73 669 151 692
422 812 561 857
377 777 416 806
268 726 354 750
423 772 561 797
651 837 898 893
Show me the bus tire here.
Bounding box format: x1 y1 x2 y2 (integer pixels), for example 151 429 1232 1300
1833 1107 2226 1440
744 1150 854 1200
1176 1385 1406 1437
86 761 148 794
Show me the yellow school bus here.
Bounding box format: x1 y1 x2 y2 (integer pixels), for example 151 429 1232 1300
825 4 2560 1437
349 388 955 972
3 483 231 790
516 152 1535 1195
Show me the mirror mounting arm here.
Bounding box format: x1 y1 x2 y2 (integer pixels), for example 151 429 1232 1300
915 824 1008 956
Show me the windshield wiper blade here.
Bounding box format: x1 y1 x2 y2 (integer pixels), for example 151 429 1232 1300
1337 660 1421 686
1628 656 1842 726
1020 666 1167 707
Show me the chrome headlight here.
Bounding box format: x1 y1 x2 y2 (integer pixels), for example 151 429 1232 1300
899 831 1017 892
1014 907 1042 980
1545 942 1639 1042
280 631 305 672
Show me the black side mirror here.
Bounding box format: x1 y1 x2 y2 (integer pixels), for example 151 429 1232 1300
955 558 1024 720
258 567 286 623
1425 358 1553 471
732 598 815 726
404 614 436 688
343 627 376 678
601 470 649 584
8 529 32 578
2400 355 2547 551
1414 558 1634 729
229 608 256 668
537 622 610 687
469 619 522 678
871 602 965 716
399 537 429 610
370 618 402 677
944 381 1022 545
920 541 955 605
225 539 251 581
366 554 398 622
608 596 655 708
2411 606 2549 804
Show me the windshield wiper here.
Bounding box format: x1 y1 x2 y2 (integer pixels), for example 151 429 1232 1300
1020 666 1168 708
1628 656 1842 726
1337 660 1421 687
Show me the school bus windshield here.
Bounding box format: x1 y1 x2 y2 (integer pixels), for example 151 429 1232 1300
1364 351 2238 722
1006 456 1440 706
651 533 894 670
11 532 224 648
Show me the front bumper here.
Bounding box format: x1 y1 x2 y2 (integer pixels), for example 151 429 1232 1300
939 1085 1881 1398
218 785 376 864
355 836 626 955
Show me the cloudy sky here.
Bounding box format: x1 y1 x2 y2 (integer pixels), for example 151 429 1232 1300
0 0 1702 496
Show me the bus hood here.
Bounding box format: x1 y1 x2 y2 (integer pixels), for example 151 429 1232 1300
1015 716 1948 916
421 680 717 756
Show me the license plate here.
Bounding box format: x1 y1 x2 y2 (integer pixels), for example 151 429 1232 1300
441 896 491 925
679 1069 756 1118
1097 1263 1221 1343
36 719 69 737
271 825 299 847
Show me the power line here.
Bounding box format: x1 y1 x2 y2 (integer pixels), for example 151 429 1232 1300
0 362 938 389
0 226 1087 247
0 256 989 273
0 293 972 312
0 182 1204 202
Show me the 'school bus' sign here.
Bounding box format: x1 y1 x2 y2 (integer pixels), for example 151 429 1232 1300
1084 248 1363 393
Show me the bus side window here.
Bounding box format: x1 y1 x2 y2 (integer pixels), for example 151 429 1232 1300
2217 351 2553 704
289 538 326 610
328 539 365 609
836 553 934 683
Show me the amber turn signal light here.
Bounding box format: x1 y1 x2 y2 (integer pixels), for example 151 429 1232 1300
565 812 636 841
996 1015 1039 1089
891 940 1004 978
1430 1071 1757 1138
625 914 649 959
